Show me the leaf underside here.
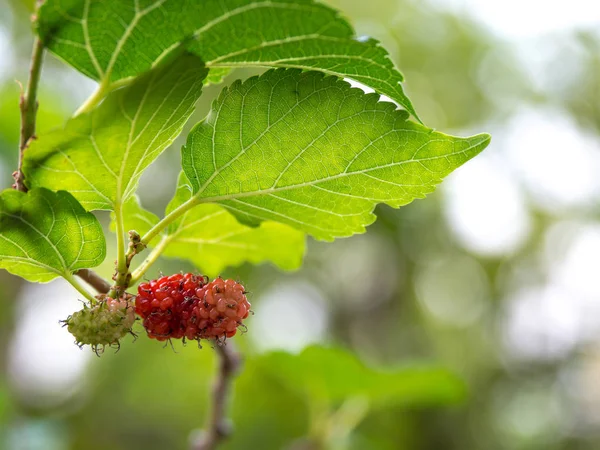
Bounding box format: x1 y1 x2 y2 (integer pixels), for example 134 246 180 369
0 188 105 283
119 173 305 277
37 0 417 117
182 69 491 241
23 54 207 211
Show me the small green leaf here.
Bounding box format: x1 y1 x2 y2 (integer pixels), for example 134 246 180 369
204 68 231 86
182 69 491 241
0 188 105 283
253 346 466 407
120 174 305 276
37 0 417 117
23 54 207 211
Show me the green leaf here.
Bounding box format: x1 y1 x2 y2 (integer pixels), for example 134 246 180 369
37 0 417 117
23 54 207 211
204 68 231 86
0 188 106 283
253 346 466 407
182 69 491 241
120 173 305 276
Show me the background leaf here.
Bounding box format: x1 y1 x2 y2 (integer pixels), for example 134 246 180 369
37 0 416 116
120 173 305 277
182 69 490 241
252 346 466 407
23 54 207 211
0 188 105 282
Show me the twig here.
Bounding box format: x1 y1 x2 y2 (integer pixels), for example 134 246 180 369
14 23 112 297
13 37 44 192
130 235 170 284
192 341 242 450
109 231 146 298
75 269 111 294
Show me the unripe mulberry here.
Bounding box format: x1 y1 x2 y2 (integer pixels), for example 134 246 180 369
63 294 135 354
135 274 250 342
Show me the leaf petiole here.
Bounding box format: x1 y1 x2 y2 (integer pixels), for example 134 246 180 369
140 195 199 246
73 80 110 117
63 272 98 303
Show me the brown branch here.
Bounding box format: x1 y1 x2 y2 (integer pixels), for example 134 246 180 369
192 341 242 450
75 269 111 294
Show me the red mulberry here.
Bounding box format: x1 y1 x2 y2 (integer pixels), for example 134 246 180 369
135 273 250 342
190 277 251 339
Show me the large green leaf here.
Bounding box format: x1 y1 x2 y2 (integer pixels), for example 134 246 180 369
182 69 491 241
23 54 207 211
120 174 305 276
37 0 417 117
252 346 465 407
0 188 105 283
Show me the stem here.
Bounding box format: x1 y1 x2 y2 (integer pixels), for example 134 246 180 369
192 341 242 450
75 269 111 294
141 196 199 245
120 194 199 283
112 203 129 292
13 37 44 192
130 235 171 284
63 272 97 303
73 81 109 116
13 17 114 298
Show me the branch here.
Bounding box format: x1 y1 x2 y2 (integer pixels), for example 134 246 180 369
13 36 44 192
130 235 170 284
75 269 111 294
13 22 113 297
192 341 242 450
109 230 147 297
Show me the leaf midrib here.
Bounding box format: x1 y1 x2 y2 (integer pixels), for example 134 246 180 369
194 140 478 204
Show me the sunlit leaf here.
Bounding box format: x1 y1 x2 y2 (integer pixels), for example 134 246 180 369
119 173 305 276
37 0 417 117
23 54 207 211
182 69 490 241
0 188 105 282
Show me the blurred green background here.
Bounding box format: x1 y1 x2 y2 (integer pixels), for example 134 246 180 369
1 0 600 449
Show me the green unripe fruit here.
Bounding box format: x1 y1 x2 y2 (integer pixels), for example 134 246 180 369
63 294 135 354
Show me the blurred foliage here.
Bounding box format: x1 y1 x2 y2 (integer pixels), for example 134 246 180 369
1 0 600 450
256 346 465 408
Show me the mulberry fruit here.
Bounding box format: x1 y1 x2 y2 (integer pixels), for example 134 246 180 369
64 294 135 354
135 273 250 342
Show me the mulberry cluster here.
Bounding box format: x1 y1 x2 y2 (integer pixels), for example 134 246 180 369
63 294 135 354
135 273 250 342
